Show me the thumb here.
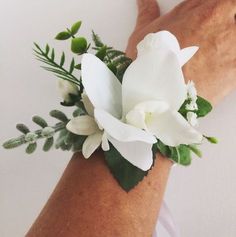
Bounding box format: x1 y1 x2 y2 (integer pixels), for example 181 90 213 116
136 0 160 29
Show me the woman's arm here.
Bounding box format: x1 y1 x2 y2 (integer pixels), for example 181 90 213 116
26 152 171 237
26 0 236 236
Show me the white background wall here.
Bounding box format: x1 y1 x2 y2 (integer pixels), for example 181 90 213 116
1 0 236 236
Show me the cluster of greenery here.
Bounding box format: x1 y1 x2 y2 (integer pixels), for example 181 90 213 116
3 21 217 191
3 21 131 155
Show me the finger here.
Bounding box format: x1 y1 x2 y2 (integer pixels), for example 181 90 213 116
136 0 160 29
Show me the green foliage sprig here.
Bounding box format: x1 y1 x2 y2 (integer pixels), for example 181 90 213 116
33 43 80 86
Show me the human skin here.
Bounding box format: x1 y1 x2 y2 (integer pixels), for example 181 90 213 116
26 0 236 236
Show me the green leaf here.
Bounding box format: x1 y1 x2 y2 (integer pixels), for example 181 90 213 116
71 37 87 54
95 46 107 61
188 145 202 158
70 21 82 35
60 52 65 66
55 129 68 149
55 31 71 40
50 110 68 122
170 145 192 166
156 140 172 157
104 143 155 192
72 136 86 152
74 64 81 70
45 44 50 55
107 63 117 75
3 137 25 149
16 124 30 134
43 137 54 151
51 49 55 61
179 96 212 118
69 58 75 74
32 115 48 128
196 96 212 117
26 143 37 154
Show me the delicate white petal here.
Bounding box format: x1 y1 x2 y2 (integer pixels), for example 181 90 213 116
66 115 99 136
179 46 199 66
82 132 103 158
137 31 180 56
101 132 110 151
94 108 156 144
126 101 169 130
125 109 146 130
122 48 187 114
81 53 122 118
145 109 203 146
137 32 199 67
108 135 154 171
81 92 94 116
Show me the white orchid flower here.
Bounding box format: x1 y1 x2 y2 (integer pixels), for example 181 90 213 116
58 79 79 102
66 92 109 158
68 31 203 171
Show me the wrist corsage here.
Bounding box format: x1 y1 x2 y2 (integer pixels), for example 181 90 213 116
3 21 217 191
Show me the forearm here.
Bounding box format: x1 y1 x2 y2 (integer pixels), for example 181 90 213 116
26 152 172 237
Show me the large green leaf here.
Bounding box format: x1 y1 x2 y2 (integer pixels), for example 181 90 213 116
196 96 212 117
104 143 156 192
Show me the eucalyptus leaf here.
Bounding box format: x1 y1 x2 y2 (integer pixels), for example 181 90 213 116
104 143 156 192
71 37 87 54
70 21 82 35
170 145 192 166
196 96 212 117
188 145 202 158
55 31 71 40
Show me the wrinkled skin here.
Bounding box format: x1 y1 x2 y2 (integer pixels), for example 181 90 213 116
127 0 236 105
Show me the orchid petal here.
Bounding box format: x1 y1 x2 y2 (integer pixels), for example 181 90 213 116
108 135 154 171
122 48 187 114
179 46 199 66
81 53 122 118
146 110 203 146
82 92 94 116
94 108 156 144
102 132 110 151
137 31 180 56
66 115 99 136
82 132 103 158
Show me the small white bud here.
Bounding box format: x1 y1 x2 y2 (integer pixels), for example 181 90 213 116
187 80 197 101
187 112 198 127
185 101 198 111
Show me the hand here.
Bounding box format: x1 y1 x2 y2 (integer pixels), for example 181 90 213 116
126 0 236 104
